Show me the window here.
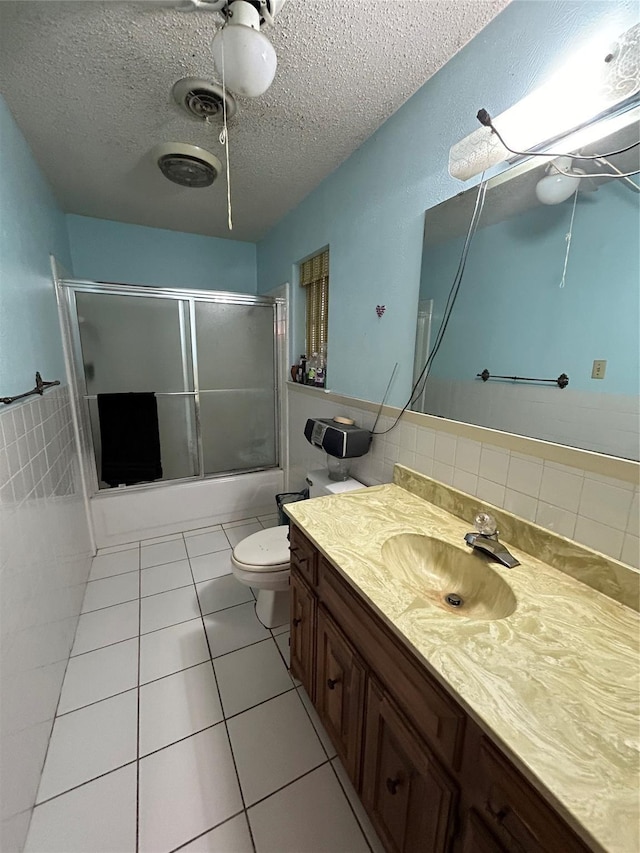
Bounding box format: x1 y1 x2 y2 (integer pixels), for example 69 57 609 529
300 248 329 358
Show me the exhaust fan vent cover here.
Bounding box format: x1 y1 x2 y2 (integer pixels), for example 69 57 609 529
172 77 237 121
153 143 222 188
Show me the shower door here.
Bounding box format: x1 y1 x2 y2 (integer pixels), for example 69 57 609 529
64 282 278 492
194 301 277 475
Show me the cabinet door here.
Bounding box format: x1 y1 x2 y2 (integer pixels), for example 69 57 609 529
290 570 316 699
479 739 590 853
315 606 366 786
362 680 458 853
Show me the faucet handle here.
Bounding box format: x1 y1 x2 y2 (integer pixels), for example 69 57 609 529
474 512 498 537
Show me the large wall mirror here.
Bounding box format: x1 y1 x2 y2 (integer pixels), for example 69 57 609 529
412 107 640 461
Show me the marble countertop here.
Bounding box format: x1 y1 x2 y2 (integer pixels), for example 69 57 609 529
286 480 639 853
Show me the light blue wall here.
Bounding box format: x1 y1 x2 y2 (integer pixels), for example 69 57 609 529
256 0 639 406
421 178 640 395
67 215 257 294
0 96 72 397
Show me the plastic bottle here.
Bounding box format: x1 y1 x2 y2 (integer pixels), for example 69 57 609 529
306 352 318 385
314 347 325 387
297 354 306 383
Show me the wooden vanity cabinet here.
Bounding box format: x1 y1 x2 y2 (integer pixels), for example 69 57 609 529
288 525 593 853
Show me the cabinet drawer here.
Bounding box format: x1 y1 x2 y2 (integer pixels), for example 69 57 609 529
479 739 590 853
362 679 458 853
318 556 466 769
289 524 317 587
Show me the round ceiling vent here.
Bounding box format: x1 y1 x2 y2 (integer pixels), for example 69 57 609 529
152 143 222 188
172 77 237 121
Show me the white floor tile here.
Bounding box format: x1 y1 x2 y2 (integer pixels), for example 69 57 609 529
258 515 279 529
228 690 326 806
204 601 271 658
274 631 290 668
141 538 188 569
225 523 263 549
297 687 336 759
71 601 139 656
36 690 137 803
271 622 289 637
248 763 369 853
179 814 253 852
141 559 193 597
331 757 386 853
139 618 210 684
138 725 243 853
185 530 230 559
140 585 200 634
81 572 139 613
196 575 254 616
214 639 293 718
58 638 138 715
190 549 233 584
88 548 139 581
25 764 137 853
139 662 223 756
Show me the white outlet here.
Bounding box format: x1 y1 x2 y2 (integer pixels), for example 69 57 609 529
592 359 607 379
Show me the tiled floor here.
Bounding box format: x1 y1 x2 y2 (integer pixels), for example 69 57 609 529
25 515 384 853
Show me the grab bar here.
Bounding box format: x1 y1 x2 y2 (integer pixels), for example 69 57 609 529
2 372 61 405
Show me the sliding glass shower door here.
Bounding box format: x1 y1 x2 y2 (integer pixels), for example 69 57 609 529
195 301 276 475
66 283 278 491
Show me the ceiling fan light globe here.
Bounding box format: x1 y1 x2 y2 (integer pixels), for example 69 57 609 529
212 25 277 98
535 172 581 205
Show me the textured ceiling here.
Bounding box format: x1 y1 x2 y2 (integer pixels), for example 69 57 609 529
0 0 509 241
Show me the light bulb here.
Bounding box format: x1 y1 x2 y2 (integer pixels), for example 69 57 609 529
212 25 277 98
535 157 582 205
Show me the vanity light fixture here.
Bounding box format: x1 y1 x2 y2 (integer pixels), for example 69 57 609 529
449 22 640 180
535 157 584 205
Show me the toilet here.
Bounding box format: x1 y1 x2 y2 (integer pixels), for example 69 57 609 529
231 468 365 628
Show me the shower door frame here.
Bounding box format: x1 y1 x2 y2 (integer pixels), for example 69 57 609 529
58 279 282 495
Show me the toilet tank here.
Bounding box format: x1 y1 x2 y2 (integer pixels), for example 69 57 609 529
305 468 365 498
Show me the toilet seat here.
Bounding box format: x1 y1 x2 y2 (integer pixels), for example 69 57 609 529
231 525 290 573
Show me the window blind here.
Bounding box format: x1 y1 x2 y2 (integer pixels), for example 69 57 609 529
300 249 329 357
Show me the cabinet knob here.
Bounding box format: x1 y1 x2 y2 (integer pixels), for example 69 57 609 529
385 777 401 796
292 617 302 627
487 803 509 824
327 677 340 690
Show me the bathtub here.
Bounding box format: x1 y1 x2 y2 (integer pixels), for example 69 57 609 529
90 468 285 548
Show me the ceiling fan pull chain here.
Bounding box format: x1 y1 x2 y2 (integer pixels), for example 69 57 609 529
219 33 233 231
559 189 578 289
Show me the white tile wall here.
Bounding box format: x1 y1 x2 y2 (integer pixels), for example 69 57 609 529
287 385 640 567
0 386 93 850
424 378 640 461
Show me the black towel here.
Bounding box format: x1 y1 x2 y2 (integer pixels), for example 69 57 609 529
97 393 162 487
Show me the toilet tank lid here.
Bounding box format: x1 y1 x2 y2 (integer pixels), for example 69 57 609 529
233 525 290 567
